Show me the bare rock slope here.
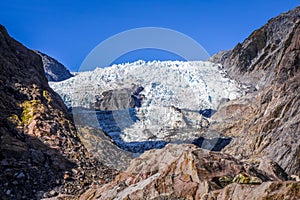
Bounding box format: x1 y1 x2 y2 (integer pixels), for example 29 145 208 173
81 144 299 199
0 25 117 199
210 6 300 176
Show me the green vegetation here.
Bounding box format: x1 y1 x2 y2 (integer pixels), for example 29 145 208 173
43 90 51 103
21 100 43 125
233 173 250 184
219 175 233 184
7 114 22 126
233 173 262 184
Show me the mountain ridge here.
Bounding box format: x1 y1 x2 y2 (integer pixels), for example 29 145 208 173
210 6 300 89
35 50 73 82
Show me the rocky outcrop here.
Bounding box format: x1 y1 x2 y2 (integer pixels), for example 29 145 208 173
80 144 299 199
35 50 73 82
0 25 117 199
210 7 300 176
94 85 144 110
207 181 300 200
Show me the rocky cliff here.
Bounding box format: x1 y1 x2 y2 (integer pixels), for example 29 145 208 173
210 6 300 177
0 25 116 199
35 50 73 82
210 6 300 88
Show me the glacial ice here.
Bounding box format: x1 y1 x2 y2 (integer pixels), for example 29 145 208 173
50 60 243 153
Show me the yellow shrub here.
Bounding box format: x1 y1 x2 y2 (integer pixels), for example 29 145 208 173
43 90 51 103
21 100 43 125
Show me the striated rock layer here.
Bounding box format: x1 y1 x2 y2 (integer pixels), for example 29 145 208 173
80 144 299 200
210 6 300 176
76 125 133 171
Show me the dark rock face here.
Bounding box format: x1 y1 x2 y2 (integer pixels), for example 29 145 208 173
94 86 144 110
0 25 117 199
35 50 73 82
210 7 300 176
76 125 133 171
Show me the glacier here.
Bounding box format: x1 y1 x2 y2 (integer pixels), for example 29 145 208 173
50 60 244 153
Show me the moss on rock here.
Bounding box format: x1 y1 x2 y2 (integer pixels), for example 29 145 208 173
233 173 262 184
218 175 234 187
233 173 250 184
21 100 43 125
43 90 51 103
7 114 22 126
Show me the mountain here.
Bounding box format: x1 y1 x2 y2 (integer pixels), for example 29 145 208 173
0 25 117 199
210 6 300 176
34 50 73 82
210 6 300 89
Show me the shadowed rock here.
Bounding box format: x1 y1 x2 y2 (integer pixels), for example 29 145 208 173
35 50 73 82
94 86 144 110
0 24 117 199
192 136 231 151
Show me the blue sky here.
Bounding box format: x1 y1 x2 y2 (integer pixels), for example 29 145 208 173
1 0 299 71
